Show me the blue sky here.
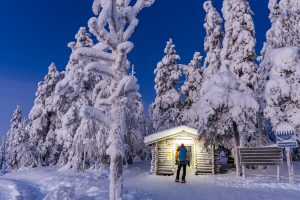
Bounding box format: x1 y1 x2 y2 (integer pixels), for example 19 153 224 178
0 0 269 135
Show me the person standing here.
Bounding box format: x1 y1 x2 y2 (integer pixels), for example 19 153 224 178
175 143 190 183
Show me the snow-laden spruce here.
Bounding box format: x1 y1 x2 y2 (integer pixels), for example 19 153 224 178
268 0 281 24
26 63 64 167
2 106 28 169
54 27 102 169
203 0 223 79
264 47 300 131
257 0 283 146
0 136 5 170
221 0 259 148
259 0 300 88
186 64 259 176
221 0 257 90
124 90 147 163
258 0 300 148
267 0 300 48
75 0 155 199
149 39 181 133
180 52 203 124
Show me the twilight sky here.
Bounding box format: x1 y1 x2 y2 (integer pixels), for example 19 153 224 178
0 0 269 135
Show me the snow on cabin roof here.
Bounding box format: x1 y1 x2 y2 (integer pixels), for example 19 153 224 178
144 125 198 145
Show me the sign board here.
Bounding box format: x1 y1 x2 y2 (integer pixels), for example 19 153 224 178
277 141 299 148
275 123 296 141
276 131 295 141
274 123 297 184
166 152 173 160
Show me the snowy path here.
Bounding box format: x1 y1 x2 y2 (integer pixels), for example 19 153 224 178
0 178 43 200
124 162 300 200
0 161 299 199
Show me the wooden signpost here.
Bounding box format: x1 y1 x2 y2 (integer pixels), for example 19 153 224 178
275 123 299 184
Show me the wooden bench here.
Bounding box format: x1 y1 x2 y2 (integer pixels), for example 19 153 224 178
239 147 283 180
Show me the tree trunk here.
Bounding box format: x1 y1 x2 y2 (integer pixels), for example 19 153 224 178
108 106 125 200
233 121 242 176
257 111 265 147
83 150 86 171
109 154 123 200
286 148 295 184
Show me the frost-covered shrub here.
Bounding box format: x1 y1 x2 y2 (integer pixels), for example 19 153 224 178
44 185 76 200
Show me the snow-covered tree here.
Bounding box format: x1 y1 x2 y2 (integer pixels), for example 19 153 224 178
149 39 181 132
267 0 300 49
0 136 6 169
74 1 155 199
221 0 258 147
264 47 300 131
54 27 95 166
203 0 223 79
68 115 100 170
259 0 300 147
221 0 257 90
4 106 28 169
180 52 203 124
257 0 282 146
124 90 146 163
186 64 258 176
263 1 300 134
268 0 281 24
26 63 64 167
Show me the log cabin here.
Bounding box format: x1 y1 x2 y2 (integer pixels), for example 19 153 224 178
144 125 220 175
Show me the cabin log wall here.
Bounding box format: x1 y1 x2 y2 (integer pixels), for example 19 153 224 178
195 142 220 175
157 140 174 175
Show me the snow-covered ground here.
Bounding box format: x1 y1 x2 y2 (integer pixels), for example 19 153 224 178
0 161 299 200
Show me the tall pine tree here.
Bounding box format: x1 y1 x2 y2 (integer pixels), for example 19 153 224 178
221 0 258 147
263 0 300 144
180 52 203 125
203 0 224 79
4 106 28 169
54 27 96 166
26 63 64 167
149 39 181 132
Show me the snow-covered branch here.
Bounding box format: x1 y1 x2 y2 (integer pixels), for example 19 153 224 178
75 47 114 62
80 105 111 127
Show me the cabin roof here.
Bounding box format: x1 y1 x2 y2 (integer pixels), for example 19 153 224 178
144 125 198 145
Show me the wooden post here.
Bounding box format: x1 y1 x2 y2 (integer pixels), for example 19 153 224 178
150 145 155 174
212 145 215 175
83 150 86 171
277 165 281 181
193 142 197 170
155 142 158 174
242 165 246 179
286 148 295 184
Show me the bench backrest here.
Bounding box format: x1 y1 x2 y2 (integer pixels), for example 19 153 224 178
239 147 283 166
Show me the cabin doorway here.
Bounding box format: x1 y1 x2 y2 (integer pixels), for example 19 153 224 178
185 145 194 172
